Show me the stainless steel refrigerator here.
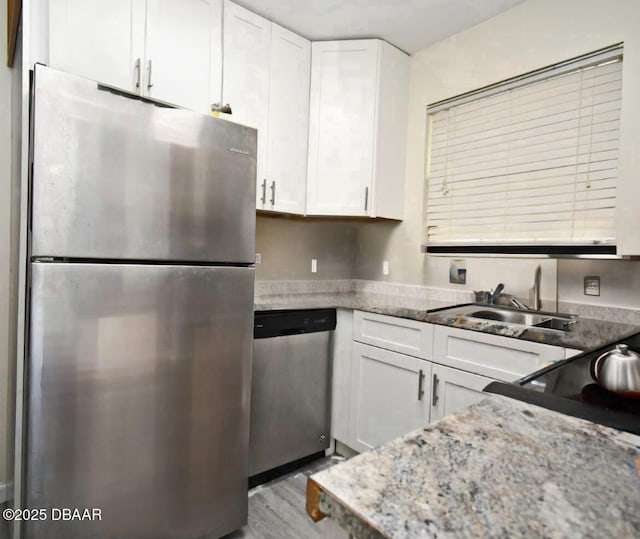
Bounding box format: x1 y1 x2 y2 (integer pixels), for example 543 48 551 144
22 65 256 539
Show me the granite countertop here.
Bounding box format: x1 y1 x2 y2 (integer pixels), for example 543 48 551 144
307 395 640 539
424 306 640 351
255 292 640 352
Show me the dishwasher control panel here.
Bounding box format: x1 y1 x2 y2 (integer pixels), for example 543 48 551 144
254 309 336 338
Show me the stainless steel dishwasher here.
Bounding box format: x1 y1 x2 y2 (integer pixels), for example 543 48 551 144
249 309 336 478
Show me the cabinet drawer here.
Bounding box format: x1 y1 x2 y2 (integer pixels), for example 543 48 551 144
433 325 566 382
353 310 433 359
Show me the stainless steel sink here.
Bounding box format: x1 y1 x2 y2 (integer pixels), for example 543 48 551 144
467 309 550 326
436 304 576 331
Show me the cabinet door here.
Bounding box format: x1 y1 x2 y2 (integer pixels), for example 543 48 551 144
307 40 378 216
144 0 221 113
430 365 493 422
349 343 431 453
264 24 311 215
223 1 271 206
49 0 145 92
331 310 354 445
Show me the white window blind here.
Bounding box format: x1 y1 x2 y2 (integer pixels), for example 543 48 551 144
425 45 623 252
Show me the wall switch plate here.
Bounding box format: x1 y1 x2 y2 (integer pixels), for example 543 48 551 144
255 253 261 264
382 260 389 275
584 276 600 296
311 259 317 273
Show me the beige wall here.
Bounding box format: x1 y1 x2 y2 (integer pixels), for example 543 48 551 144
354 0 640 305
558 259 640 309
255 216 357 281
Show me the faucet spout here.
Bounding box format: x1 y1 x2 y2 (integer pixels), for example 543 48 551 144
532 265 542 311
490 283 505 304
510 297 530 310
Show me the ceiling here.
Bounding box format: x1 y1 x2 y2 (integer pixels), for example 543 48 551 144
234 0 528 54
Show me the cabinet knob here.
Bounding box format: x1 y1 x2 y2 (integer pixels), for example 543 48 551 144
134 58 141 89
147 59 154 90
432 374 439 406
417 369 425 401
260 179 267 204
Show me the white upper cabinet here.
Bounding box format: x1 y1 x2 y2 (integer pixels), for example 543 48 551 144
223 2 310 214
144 0 221 113
222 0 271 204
306 39 409 218
264 24 311 214
49 0 222 113
49 0 145 92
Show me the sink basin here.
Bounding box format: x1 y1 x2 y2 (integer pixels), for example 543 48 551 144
533 317 576 331
435 304 576 331
467 309 551 326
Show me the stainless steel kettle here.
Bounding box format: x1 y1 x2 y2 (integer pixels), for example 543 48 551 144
590 344 640 398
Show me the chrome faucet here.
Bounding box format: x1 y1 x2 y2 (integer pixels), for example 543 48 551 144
490 283 504 304
532 265 542 311
510 297 529 310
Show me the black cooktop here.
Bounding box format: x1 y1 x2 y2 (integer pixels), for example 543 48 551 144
485 331 640 435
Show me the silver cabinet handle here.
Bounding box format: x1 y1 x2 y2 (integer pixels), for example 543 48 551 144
147 59 153 90
260 179 267 204
432 374 439 406
364 186 369 212
417 369 425 401
134 58 141 89
270 181 276 206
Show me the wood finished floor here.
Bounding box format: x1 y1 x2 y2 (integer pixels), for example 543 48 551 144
223 457 349 539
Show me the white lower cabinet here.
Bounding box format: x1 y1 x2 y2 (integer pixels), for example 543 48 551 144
330 309 355 444
336 310 578 454
348 342 431 453
430 364 493 422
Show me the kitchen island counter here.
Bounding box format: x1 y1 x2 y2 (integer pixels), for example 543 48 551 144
306 395 640 539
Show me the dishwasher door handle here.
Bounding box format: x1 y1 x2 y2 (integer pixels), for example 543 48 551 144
279 327 306 336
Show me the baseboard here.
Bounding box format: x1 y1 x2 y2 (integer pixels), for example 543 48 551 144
334 440 358 459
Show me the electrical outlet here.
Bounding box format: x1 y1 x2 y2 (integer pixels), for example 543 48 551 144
584 276 600 296
255 253 261 264
311 259 317 273
383 260 390 275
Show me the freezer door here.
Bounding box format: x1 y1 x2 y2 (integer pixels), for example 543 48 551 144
31 65 256 263
26 263 254 539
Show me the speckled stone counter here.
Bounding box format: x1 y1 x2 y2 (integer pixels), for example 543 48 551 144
424 307 640 351
255 292 456 316
307 395 640 539
255 290 640 352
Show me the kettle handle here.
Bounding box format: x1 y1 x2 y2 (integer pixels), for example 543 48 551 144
590 351 609 380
